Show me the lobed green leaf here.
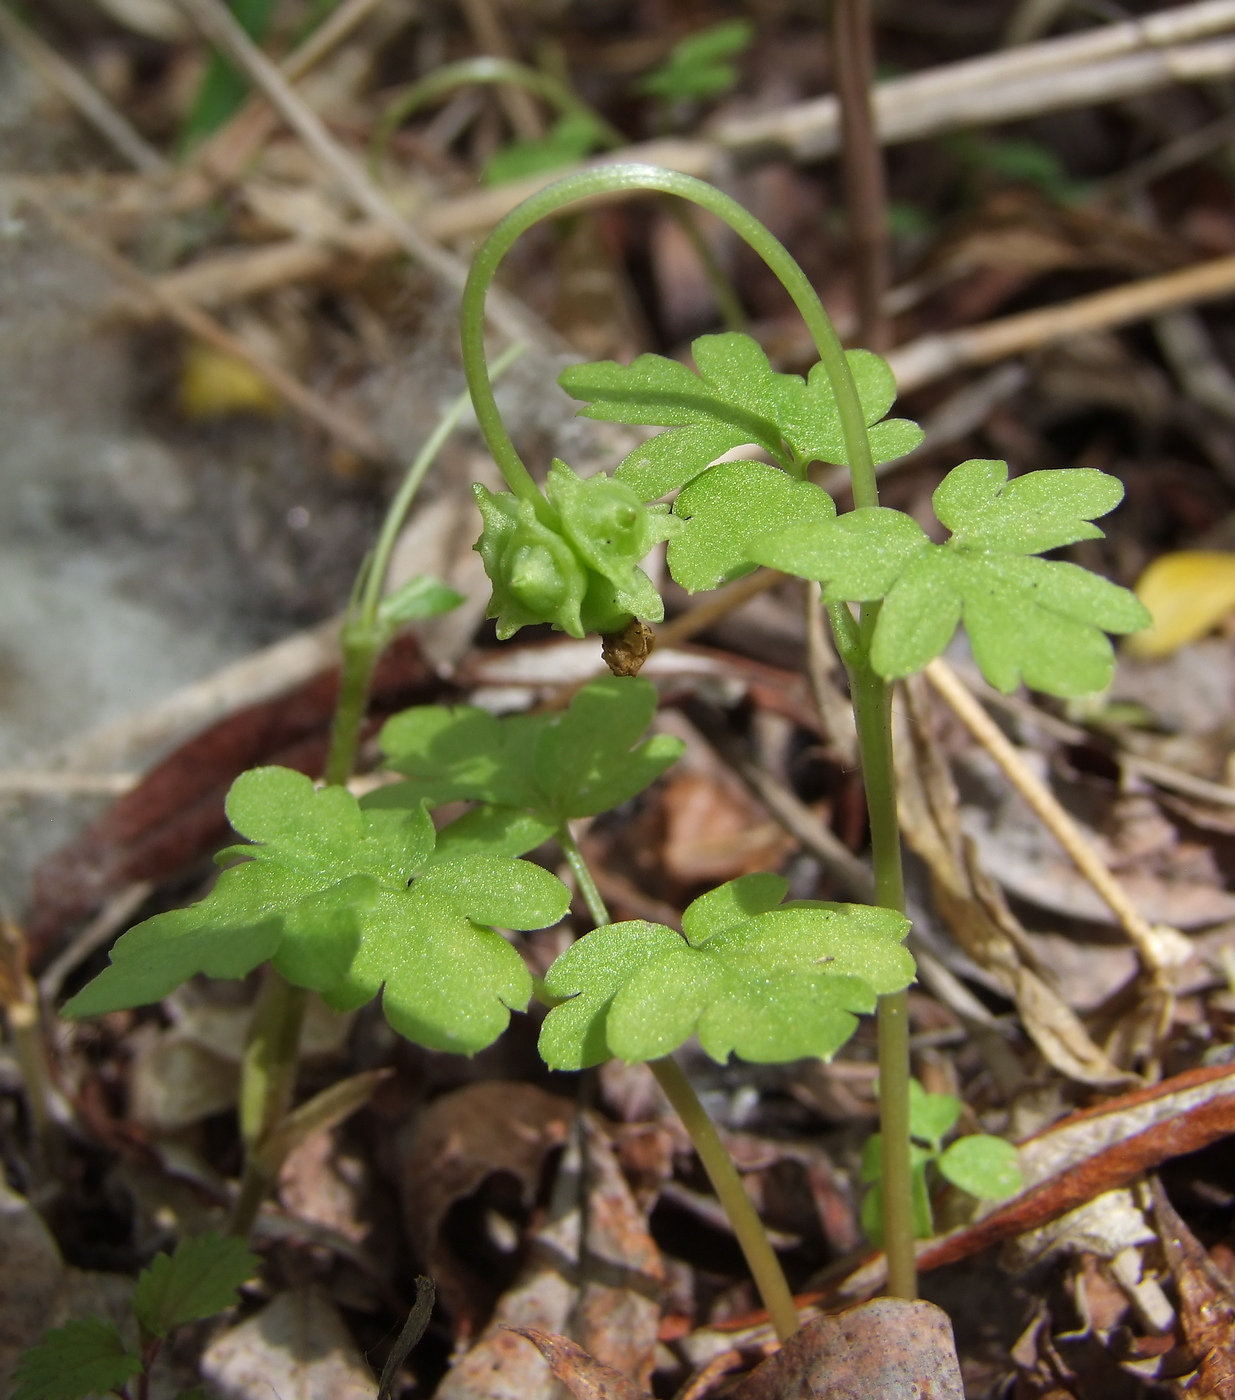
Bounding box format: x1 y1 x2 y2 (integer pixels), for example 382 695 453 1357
10 1320 142 1400
133 1233 257 1339
64 767 569 1056
907 1080 960 1151
539 875 913 1069
668 460 835 593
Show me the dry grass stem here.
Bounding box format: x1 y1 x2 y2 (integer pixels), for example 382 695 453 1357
0 3 171 174
459 0 546 139
38 884 155 1005
889 251 1235 392
924 658 1179 980
654 568 787 650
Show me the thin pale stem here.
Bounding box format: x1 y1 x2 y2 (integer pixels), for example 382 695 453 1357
847 608 915 1298
555 824 798 1339
665 201 747 334
229 965 307 1238
650 1056 799 1343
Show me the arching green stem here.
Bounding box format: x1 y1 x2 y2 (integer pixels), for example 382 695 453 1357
372 56 625 173
460 164 878 507
465 164 912 1296
555 824 799 1342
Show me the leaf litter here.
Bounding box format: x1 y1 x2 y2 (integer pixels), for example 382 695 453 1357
13 2 1235 1398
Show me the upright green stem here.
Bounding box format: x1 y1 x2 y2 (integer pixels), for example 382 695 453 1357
555 824 798 1341
322 343 524 786
228 965 307 1237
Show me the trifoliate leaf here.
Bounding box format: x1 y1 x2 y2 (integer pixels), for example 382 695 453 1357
539 875 913 1069
374 677 684 826
560 334 920 500
10 1321 142 1400
133 1233 257 1338
937 1134 1023 1201
667 460 835 593
637 19 753 100
908 1079 960 1150
752 460 1151 696
65 767 569 1055
1124 550 1235 658
377 575 464 630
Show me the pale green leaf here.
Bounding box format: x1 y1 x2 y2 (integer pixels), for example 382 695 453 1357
937 1134 1023 1201
431 806 557 861
637 19 753 100
859 1162 935 1243
908 1080 960 1150
539 889 913 1068
668 461 835 593
750 506 926 598
133 1233 257 1338
680 871 788 943
11 1321 142 1400
375 705 546 809
377 575 464 629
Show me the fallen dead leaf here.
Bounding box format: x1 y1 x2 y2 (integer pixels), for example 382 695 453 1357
660 770 797 885
1126 551 1235 659
399 1080 574 1332
896 681 1129 1087
506 1329 652 1400
1151 1176 1235 1398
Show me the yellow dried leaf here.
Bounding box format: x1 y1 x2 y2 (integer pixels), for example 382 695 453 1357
179 342 280 420
1124 551 1235 659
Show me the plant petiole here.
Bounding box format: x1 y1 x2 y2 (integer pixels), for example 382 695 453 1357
554 823 798 1341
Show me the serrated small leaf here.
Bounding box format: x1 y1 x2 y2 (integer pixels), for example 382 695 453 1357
10 1320 142 1400
561 334 917 499
540 889 913 1069
668 460 835 593
908 1079 960 1149
376 575 464 629
937 1134 1023 1201
133 1232 257 1338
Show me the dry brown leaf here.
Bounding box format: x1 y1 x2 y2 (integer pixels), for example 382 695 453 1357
399 1081 575 1332
1151 1177 1235 1398
660 771 796 885
435 1114 663 1400
896 681 1130 1087
506 1329 652 1400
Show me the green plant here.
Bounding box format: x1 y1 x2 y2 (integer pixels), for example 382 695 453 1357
860 1080 1023 1241
63 162 1147 1341
637 20 754 102
12 1233 256 1400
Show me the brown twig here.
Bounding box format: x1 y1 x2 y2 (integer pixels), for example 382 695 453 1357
21 187 396 465
830 0 890 352
889 250 1235 392
459 0 545 140
654 569 786 651
170 0 550 348
0 3 170 175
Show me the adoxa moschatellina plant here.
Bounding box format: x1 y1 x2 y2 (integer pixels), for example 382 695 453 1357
452 162 1149 1312
60 163 1149 1341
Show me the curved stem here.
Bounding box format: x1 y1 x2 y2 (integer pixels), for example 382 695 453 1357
460 164 877 506
372 56 624 172
555 823 798 1341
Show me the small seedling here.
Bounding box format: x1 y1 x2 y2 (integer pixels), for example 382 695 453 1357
637 20 755 102
12 1233 256 1400
860 1080 1023 1241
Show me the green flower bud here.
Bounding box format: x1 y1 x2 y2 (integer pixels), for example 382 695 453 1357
473 463 674 641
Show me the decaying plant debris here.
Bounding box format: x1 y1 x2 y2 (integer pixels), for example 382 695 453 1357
12 0 1235 1397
